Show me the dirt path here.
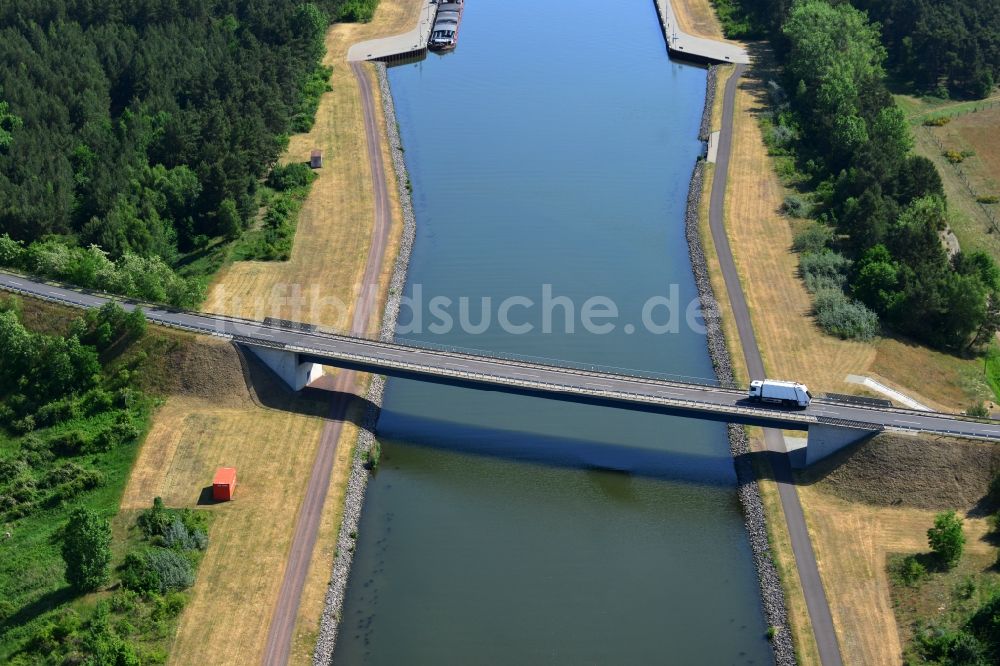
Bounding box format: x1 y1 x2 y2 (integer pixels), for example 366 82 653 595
710 65 843 666
261 62 393 666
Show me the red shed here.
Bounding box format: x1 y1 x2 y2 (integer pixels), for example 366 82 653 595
213 467 237 501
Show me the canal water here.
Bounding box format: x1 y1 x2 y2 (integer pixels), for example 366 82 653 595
334 0 772 663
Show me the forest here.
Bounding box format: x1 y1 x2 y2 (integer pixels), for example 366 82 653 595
714 0 1000 99
0 0 370 303
715 0 1000 352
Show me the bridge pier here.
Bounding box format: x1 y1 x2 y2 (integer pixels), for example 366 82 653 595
790 421 882 468
246 346 324 391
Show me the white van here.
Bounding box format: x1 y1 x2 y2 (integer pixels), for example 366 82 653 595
748 379 812 408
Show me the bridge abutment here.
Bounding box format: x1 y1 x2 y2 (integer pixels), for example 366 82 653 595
246 346 323 391
790 421 882 468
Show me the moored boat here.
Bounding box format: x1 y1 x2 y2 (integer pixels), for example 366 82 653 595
428 0 464 51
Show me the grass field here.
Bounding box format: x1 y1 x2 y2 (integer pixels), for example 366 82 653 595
797 487 995 665
120 358 330 664
670 0 729 42
900 93 1000 263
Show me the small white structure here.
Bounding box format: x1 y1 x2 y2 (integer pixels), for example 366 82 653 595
748 379 812 408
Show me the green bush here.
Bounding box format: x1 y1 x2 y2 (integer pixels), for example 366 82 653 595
61 507 112 592
793 223 833 254
266 162 316 191
928 511 965 568
800 250 851 292
814 289 880 341
337 0 379 22
923 116 951 126
967 402 990 418
121 548 194 594
893 554 928 586
163 517 208 552
782 194 812 218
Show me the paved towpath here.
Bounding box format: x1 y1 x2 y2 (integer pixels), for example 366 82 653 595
260 61 394 666
708 64 844 666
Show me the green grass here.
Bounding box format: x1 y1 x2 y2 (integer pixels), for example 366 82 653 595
984 346 1000 402
888 545 1000 664
0 302 207 662
896 92 1000 126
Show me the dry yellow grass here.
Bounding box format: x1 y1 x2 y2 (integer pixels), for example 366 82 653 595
121 388 327 663
670 0 730 42
797 487 994 666
724 73 879 396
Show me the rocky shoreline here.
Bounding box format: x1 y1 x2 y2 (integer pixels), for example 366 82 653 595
685 68 796 666
698 64 718 142
312 62 415 666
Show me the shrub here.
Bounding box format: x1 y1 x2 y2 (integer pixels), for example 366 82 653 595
793 223 833 254
34 399 78 427
0 233 25 266
928 511 965 568
137 497 170 538
364 440 381 472
121 548 194 594
61 507 112 592
977 195 999 204
945 150 966 163
967 402 990 418
782 194 812 218
266 162 316 191
163 517 208 552
923 116 951 126
800 250 851 292
814 289 880 341
337 0 378 22
893 555 927 586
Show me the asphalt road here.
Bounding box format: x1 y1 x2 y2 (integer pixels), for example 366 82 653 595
708 65 843 665
259 61 394 666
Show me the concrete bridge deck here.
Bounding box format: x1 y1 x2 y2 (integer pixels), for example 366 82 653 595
3 272 999 449
655 0 750 64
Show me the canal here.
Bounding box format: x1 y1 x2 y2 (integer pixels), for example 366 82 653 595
333 0 772 663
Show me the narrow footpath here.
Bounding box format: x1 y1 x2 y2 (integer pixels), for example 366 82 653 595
709 64 843 666
261 61 393 666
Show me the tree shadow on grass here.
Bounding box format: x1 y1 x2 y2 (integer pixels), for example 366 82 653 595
0 585 76 635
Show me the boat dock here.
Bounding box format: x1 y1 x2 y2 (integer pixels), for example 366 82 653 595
347 0 437 63
654 0 750 64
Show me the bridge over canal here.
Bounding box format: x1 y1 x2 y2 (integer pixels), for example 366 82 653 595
3 271 998 467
